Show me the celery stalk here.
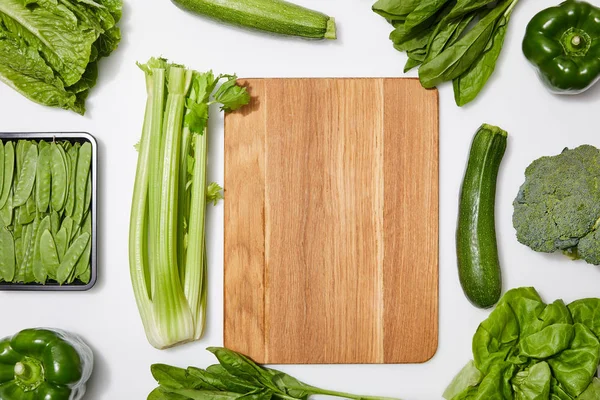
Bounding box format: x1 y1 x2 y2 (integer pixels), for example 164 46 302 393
129 59 249 349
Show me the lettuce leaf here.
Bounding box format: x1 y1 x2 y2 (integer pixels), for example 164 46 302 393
0 0 121 114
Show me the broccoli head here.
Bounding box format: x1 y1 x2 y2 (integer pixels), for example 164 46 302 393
513 145 600 265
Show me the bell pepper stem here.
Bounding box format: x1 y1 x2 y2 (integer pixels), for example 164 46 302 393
14 357 44 391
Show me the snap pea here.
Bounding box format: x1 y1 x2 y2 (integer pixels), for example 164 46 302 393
0 227 15 282
56 232 89 285
64 144 79 217
14 237 23 273
50 143 68 212
14 223 32 282
74 213 92 282
40 229 60 280
36 146 52 213
17 199 36 225
0 141 4 198
55 226 68 261
0 192 12 228
20 217 40 283
50 211 60 235
38 140 49 152
61 216 74 244
13 144 37 207
0 142 14 209
32 216 51 283
83 171 92 220
15 140 30 173
73 143 92 225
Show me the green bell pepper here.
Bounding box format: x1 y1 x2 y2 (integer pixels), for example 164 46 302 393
0 329 93 400
523 0 600 93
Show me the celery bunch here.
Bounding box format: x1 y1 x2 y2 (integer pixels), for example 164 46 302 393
129 58 249 349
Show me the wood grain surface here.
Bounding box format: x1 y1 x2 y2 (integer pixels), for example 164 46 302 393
224 78 438 364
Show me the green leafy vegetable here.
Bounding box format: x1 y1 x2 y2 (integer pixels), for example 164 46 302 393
150 347 402 400
0 138 94 286
512 145 600 265
373 0 519 106
0 0 122 114
129 58 249 350
444 287 600 399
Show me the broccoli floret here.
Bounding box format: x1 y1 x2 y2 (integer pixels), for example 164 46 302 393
513 145 600 265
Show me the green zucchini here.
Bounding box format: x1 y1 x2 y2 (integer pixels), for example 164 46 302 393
171 0 336 40
456 124 507 309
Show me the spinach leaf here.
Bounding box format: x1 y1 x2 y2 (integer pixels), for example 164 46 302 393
373 0 420 19
148 387 189 400
189 366 258 393
447 13 477 47
151 364 207 390
453 13 510 106
405 0 450 31
418 0 513 88
161 389 245 400
511 362 552 399
404 57 422 72
424 14 470 64
547 324 600 397
447 0 497 20
390 21 436 52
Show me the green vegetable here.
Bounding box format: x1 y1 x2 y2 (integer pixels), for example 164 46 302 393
522 0 600 94
0 328 93 400
0 0 122 114
129 58 249 349
171 0 336 40
456 124 507 309
0 139 94 285
373 0 519 106
149 347 401 400
444 287 600 399
513 145 600 265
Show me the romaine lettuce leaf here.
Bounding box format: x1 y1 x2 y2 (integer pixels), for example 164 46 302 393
0 0 121 114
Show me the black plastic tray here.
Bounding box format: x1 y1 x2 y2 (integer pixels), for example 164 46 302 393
0 132 97 291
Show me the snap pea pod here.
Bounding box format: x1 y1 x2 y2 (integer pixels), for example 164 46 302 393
14 223 32 282
51 143 68 212
55 227 68 261
64 144 80 217
0 142 14 209
0 141 4 198
74 213 92 283
84 171 92 221
40 229 60 280
20 217 40 283
0 227 15 282
61 217 75 244
73 143 91 225
36 146 52 213
56 233 89 284
0 192 12 227
32 216 51 283
12 144 37 207
14 237 23 270
48 211 60 235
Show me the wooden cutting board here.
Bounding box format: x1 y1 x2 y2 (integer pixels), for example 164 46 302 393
224 78 438 364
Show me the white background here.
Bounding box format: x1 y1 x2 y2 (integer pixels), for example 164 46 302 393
1 0 600 398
